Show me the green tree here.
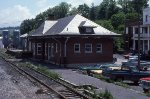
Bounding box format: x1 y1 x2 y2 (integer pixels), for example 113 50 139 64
89 3 96 20
20 19 35 35
95 20 114 31
34 13 45 29
77 4 90 18
97 0 109 19
125 12 138 20
68 7 78 15
131 0 149 14
111 12 125 29
98 0 119 19
52 2 71 19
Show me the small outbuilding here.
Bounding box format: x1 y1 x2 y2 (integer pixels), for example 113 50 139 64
0 37 4 48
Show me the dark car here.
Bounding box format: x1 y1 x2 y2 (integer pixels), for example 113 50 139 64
122 60 150 71
102 66 150 84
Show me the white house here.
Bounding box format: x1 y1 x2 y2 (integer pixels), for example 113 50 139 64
126 7 150 54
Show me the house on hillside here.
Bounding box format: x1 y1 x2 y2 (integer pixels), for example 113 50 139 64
125 7 150 54
28 14 120 67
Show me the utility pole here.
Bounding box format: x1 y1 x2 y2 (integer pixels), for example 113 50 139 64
136 0 141 69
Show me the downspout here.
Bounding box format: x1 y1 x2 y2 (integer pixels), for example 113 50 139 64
64 37 69 57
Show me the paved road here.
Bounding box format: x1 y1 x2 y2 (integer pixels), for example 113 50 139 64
53 69 149 99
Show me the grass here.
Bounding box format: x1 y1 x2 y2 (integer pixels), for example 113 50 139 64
18 62 60 79
20 62 60 79
36 64 60 79
93 73 130 88
0 49 15 59
0 49 60 80
145 92 150 97
84 86 114 99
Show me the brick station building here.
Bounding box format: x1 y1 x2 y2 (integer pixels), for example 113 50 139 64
27 14 119 67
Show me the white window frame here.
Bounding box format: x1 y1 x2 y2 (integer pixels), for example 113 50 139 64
85 43 92 53
37 43 42 55
74 43 80 53
96 44 102 53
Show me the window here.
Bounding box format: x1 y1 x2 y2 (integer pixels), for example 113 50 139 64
96 44 102 53
146 15 148 22
135 27 139 34
142 27 148 34
37 43 42 55
85 44 92 53
74 44 80 53
86 28 92 33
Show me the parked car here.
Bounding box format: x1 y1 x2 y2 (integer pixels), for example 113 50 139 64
80 64 121 75
102 65 150 84
90 64 121 74
122 60 150 71
140 77 150 93
80 63 121 70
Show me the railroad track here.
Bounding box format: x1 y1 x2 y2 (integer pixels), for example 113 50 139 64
0 52 92 99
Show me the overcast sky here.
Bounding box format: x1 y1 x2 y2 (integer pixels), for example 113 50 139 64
0 0 150 27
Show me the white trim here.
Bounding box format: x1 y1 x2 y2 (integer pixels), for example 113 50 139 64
85 43 92 53
96 43 102 53
74 43 80 53
64 38 69 57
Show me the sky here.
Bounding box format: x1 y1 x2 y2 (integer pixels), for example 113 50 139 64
0 0 150 28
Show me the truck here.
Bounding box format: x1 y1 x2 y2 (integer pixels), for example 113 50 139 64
102 66 150 84
140 77 150 93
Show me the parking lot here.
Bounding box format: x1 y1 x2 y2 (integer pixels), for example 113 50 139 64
52 54 150 99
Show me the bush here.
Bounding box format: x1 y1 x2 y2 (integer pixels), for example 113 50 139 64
36 65 60 79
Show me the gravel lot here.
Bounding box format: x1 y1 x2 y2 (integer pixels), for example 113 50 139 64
0 58 54 99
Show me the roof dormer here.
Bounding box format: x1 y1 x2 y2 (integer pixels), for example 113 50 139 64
78 21 96 34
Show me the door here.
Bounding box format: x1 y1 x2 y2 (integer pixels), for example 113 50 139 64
48 43 51 60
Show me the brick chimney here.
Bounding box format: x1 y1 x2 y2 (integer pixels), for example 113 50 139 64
47 14 55 20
